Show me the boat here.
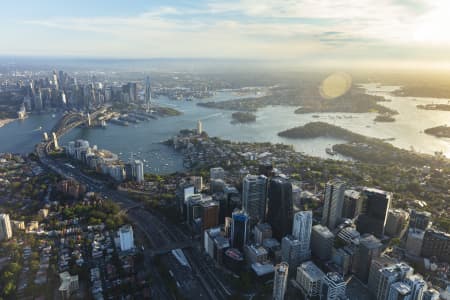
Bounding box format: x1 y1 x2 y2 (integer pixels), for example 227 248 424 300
326 148 336 155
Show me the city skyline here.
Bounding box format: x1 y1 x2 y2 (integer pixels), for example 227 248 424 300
1 0 450 69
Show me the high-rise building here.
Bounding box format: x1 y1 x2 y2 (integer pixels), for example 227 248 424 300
421 229 450 263
296 261 325 299
320 272 346 300
367 256 396 299
231 211 249 250
242 174 268 224
210 167 225 181
0 214 12 241
201 200 219 231
356 234 382 283
267 176 293 241
292 211 313 261
342 189 361 219
405 274 427 300
197 120 203 134
311 224 335 261
385 209 409 238
119 225 134 251
254 223 272 245
144 76 151 110
375 263 413 300
132 160 144 183
388 282 411 300
357 188 392 238
409 210 432 230
322 180 345 230
281 235 304 270
423 289 440 300
273 262 289 300
405 228 425 256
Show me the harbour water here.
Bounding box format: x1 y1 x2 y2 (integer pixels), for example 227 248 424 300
1 86 449 174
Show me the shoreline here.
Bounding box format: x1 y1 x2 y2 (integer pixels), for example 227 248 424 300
0 118 16 128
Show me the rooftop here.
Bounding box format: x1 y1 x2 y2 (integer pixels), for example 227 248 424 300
298 261 325 281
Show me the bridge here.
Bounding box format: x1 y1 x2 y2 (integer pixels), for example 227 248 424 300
51 109 105 137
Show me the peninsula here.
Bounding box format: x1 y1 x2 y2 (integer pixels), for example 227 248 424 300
424 125 450 138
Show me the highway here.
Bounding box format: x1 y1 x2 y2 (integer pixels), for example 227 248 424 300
35 112 232 299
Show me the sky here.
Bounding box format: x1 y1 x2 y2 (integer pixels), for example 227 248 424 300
1 0 450 68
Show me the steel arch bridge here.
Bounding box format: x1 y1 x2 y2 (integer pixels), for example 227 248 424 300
51 113 86 137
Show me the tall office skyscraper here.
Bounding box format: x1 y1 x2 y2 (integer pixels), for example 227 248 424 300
357 188 392 238
405 274 427 300
281 235 303 270
144 76 151 111
296 261 325 299
231 211 249 250
132 160 144 183
242 174 268 224
267 176 293 241
0 214 12 241
388 282 411 300
421 229 450 263
311 224 334 261
375 263 414 300
320 272 346 300
292 211 312 261
322 180 345 230
273 262 289 300
356 234 383 283
342 189 361 219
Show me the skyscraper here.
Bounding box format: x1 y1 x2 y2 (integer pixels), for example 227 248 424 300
342 189 361 219
357 188 392 238
320 272 346 300
281 235 307 269
405 274 427 300
292 211 312 261
197 120 203 134
356 234 383 283
273 262 289 300
267 176 293 241
132 160 144 183
388 282 411 300
409 210 432 230
0 214 12 241
144 76 151 110
385 209 409 238
375 263 413 300
322 180 345 230
242 174 268 224
311 224 335 261
231 211 249 250
421 229 450 263
296 261 325 299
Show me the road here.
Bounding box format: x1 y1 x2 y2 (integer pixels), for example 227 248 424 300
36 135 231 299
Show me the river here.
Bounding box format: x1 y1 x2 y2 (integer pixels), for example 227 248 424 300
0 85 449 174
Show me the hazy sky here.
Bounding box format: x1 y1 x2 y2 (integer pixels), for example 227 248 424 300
2 0 450 67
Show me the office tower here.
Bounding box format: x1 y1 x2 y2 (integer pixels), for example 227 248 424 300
331 247 354 276
132 160 144 183
357 188 392 238
0 214 12 241
144 76 151 110
201 200 219 231
231 211 249 250
423 289 440 300
267 176 293 240
405 228 425 256
34 89 43 111
342 189 361 219
204 227 221 258
322 180 345 230
273 262 289 300
356 234 382 283
375 263 413 300
52 132 59 150
224 217 232 238
320 272 346 300
337 226 360 245
385 209 409 237
52 70 59 90
242 174 268 224
292 211 312 260
409 210 432 230
296 261 325 299
367 256 396 298
128 82 137 102
254 223 272 245
311 224 335 261
197 120 202 134
281 235 303 270
388 282 411 300
244 244 268 265
211 179 226 194
421 229 450 263
119 225 134 251
210 167 225 181
405 274 426 300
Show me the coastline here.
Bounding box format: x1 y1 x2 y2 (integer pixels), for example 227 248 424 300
0 118 16 128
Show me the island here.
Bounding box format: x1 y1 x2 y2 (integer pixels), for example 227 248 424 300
231 111 256 123
198 85 398 115
374 114 396 122
424 125 450 138
278 122 446 167
417 104 450 112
